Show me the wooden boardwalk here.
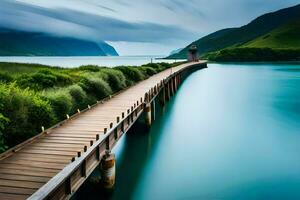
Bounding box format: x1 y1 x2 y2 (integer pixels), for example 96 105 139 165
0 61 206 200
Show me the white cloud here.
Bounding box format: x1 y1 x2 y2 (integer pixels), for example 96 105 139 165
1 0 299 55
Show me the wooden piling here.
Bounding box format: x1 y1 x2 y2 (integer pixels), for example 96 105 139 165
100 151 116 189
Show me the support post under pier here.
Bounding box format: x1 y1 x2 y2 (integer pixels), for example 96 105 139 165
144 103 152 127
170 78 174 97
151 100 156 122
100 150 116 189
172 77 175 94
166 81 171 101
159 83 166 106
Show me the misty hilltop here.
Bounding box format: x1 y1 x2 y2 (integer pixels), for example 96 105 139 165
0 28 118 56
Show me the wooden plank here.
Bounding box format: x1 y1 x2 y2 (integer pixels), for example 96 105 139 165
49 131 102 135
0 193 30 200
67 118 116 122
50 128 104 132
44 137 92 142
31 143 84 148
38 139 88 145
0 179 44 189
51 128 105 133
29 146 82 153
50 130 102 134
0 174 49 183
47 134 97 139
30 143 84 149
20 149 76 157
14 153 71 161
0 164 59 173
83 108 124 112
1 160 65 170
75 113 120 117
60 122 111 125
0 186 35 195
5 156 69 165
81 111 121 115
61 124 109 128
0 168 56 178
66 122 111 125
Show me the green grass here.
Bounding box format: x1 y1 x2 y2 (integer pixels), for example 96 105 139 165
0 61 183 152
0 62 53 74
203 20 300 62
205 47 300 62
243 21 300 49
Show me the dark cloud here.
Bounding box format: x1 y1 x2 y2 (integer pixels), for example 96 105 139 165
0 0 196 43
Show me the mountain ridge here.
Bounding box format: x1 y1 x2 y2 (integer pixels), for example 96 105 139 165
0 28 119 56
168 4 300 61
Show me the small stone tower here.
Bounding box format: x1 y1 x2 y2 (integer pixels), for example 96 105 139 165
188 45 199 62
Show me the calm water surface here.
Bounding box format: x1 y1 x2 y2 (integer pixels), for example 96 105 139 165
0 56 184 68
76 63 300 200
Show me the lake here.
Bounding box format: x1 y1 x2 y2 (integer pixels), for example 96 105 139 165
0 56 184 68
75 63 300 200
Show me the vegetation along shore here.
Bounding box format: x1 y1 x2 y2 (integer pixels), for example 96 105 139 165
0 62 182 153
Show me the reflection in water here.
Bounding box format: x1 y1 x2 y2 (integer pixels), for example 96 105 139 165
75 63 300 200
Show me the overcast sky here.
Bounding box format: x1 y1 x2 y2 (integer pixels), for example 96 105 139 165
0 0 299 55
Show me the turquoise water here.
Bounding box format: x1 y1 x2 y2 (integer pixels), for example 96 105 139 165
76 63 300 199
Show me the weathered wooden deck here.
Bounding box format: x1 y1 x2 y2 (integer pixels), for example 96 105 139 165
0 61 207 200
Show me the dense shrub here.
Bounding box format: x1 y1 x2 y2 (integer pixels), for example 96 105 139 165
79 76 112 100
0 114 9 152
158 62 172 70
67 84 88 112
17 72 56 90
142 63 172 72
99 69 127 91
27 95 55 133
140 67 157 76
0 72 13 83
41 90 73 121
0 83 55 148
142 63 161 70
51 72 73 86
16 69 72 90
115 66 145 86
78 65 101 72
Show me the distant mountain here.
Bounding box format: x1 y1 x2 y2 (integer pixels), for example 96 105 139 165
168 4 300 61
0 28 118 56
169 48 183 56
98 42 119 56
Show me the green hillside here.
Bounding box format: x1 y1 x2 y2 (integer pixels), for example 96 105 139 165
243 21 300 49
168 28 237 59
206 21 300 62
168 4 300 61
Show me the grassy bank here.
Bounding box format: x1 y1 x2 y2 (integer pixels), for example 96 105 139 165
205 48 300 62
0 62 182 153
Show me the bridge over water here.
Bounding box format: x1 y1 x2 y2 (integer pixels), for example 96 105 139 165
0 61 207 200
